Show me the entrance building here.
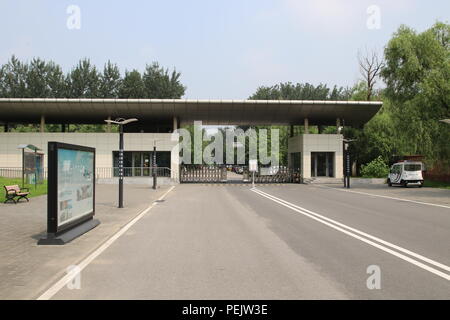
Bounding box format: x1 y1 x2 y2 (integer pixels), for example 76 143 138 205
0 98 382 184
288 133 343 180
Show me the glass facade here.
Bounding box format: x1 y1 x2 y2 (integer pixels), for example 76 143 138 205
291 152 302 174
112 151 171 177
311 152 334 177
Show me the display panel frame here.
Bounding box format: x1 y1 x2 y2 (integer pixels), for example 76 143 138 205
47 142 96 235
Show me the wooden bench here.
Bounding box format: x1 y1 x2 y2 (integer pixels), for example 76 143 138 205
3 185 30 204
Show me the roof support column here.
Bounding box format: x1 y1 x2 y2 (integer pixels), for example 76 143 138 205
40 115 45 133
173 116 179 131
290 125 294 137
61 124 66 132
336 118 341 134
106 116 111 133
4 123 8 132
304 118 309 134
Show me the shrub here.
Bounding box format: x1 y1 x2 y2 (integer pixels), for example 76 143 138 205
360 156 389 178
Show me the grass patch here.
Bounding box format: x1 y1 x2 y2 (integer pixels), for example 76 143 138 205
423 180 450 190
0 177 47 203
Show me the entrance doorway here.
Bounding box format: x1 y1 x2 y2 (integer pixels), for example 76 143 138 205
311 152 334 177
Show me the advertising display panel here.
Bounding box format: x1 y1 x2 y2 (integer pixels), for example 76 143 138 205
46 142 96 235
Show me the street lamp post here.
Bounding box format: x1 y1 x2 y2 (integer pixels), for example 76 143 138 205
104 118 138 208
343 139 357 189
153 141 157 190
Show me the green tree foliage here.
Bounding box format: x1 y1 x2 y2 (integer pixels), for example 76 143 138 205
118 70 145 98
0 57 186 100
67 58 101 98
380 22 450 168
348 22 449 174
0 56 187 132
0 55 28 97
249 82 353 100
360 156 389 178
142 62 186 98
100 61 121 98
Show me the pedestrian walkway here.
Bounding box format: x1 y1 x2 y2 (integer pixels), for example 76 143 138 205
0 184 170 299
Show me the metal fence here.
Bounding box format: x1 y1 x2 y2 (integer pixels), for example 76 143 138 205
180 165 227 183
243 167 302 183
95 167 171 178
0 167 171 180
0 167 49 180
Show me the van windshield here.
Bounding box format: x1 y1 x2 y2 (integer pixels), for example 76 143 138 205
404 164 421 171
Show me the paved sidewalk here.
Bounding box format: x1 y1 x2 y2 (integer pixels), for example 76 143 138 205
0 184 170 299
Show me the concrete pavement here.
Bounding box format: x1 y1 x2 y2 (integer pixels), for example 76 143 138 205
0 184 170 299
51 184 449 299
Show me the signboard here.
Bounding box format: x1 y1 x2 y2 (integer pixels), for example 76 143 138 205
47 142 95 234
24 151 44 185
249 159 258 172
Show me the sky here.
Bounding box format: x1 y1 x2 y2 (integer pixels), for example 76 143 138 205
0 0 449 99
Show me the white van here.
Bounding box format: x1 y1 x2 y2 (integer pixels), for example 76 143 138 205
387 161 424 187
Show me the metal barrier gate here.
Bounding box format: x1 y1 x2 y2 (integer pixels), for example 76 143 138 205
180 165 227 183
180 165 302 184
242 167 302 183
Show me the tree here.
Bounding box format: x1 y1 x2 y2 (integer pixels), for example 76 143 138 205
100 61 121 98
249 82 353 101
142 62 186 98
67 58 100 98
24 58 67 98
358 49 384 101
0 55 28 98
46 61 68 98
360 156 389 178
118 70 145 98
25 58 50 98
381 22 450 168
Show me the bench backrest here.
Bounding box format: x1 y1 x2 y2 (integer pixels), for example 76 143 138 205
4 185 21 194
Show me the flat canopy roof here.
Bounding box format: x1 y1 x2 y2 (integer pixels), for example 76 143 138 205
0 98 382 126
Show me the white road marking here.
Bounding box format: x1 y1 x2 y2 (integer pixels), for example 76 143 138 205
251 188 450 281
37 186 176 300
319 185 450 209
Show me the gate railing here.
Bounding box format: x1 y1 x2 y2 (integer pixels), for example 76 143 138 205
0 167 171 180
180 165 227 183
243 167 302 183
179 165 302 183
96 167 171 178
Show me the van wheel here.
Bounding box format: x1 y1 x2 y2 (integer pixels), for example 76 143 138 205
402 180 408 188
387 179 392 187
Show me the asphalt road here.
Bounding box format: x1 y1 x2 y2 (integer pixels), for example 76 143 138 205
51 184 450 299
